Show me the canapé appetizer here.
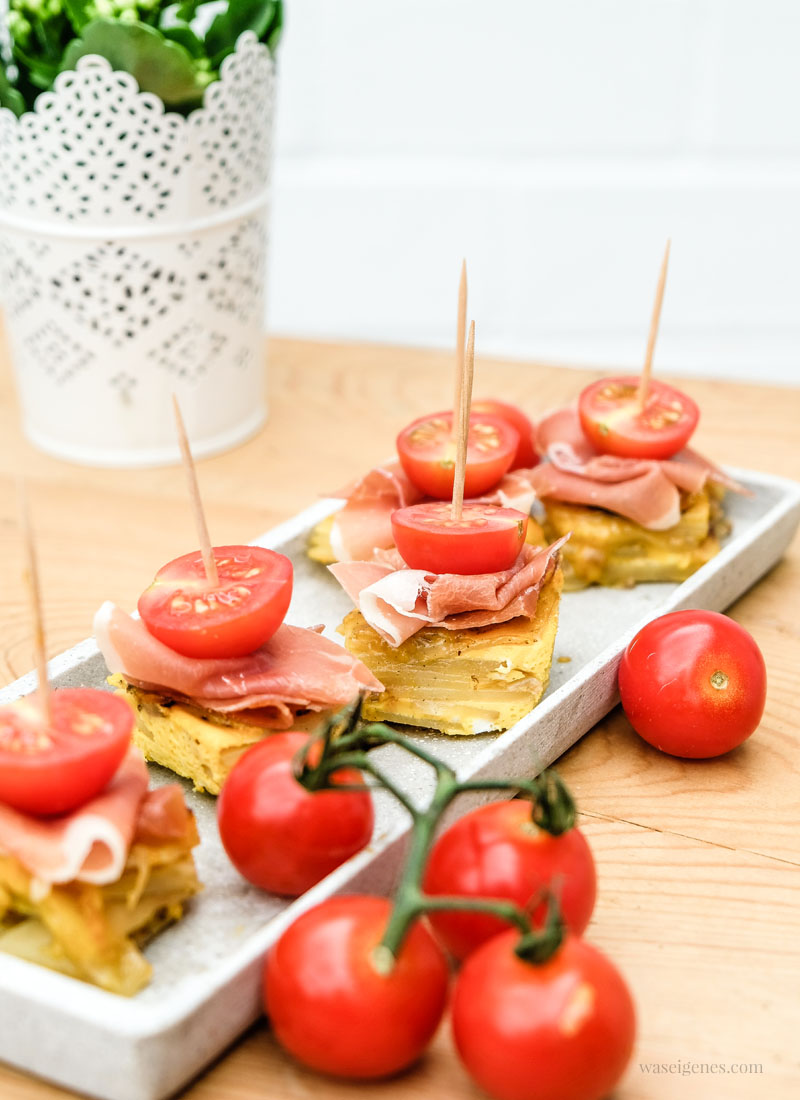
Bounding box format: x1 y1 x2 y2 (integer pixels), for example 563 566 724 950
529 381 744 590
95 403 383 794
95 546 382 794
0 691 201 995
328 324 565 735
308 404 540 566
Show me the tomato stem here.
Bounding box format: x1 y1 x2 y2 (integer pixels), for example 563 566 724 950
298 702 573 969
513 892 566 964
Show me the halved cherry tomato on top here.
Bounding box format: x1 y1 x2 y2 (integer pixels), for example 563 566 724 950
396 412 519 499
138 545 292 659
578 376 699 460
472 399 539 469
0 688 134 816
392 501 528 575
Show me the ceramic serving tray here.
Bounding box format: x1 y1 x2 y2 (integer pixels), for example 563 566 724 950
1 467 799 1100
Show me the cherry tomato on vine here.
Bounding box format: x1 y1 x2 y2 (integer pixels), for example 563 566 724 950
391 501 528 575
138 545 292 659
452 931 636 1100
472 399 538 469
218 733 374 896
396 412 519 499
423 800 596 960
618 609 767 758
264 895 450 1078
578 376 699 460
0 689 133 816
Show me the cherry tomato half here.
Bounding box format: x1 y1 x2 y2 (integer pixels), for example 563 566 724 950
217 732 374 896
0 689 134 816
138 545 292 659
618 609 767 758
472 399 539 469
452 931 636 1100
396 412 519 499
578 376 699 459
264 895 450 1079
391 502 528 575
423 800 596 960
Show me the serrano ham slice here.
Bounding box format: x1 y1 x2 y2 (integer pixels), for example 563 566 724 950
94 603 383 724
330 539 566 647
531 407 746 530
329 461 538 561
0 750 148 885
134 785 195 845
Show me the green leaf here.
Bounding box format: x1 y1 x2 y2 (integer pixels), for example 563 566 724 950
266 1 283 53
204 0 278 68
61 19 210 110
160 24 207 59
0 66 27 117
12 42 62 90
63 0 95 35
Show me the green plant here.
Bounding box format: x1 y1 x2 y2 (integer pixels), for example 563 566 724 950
0 0 283 116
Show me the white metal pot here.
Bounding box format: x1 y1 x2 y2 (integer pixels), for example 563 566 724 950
0 32 275 467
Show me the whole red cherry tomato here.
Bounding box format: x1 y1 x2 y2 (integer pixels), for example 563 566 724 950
396 411 519 499
452 931 636 1100
138 545 292 659
423 800 596 960
391 501 528 574
472 398 539 469
264 895 449 1078
218 733 374 896
0 689 133 816
578 376 699 459
618 609 767 758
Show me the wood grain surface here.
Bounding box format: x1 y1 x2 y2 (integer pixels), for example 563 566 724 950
1 331 799 1100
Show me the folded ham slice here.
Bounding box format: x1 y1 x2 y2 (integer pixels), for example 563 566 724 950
531 406 746 530
94 604 383 727
329 539 566 647
329 461 538 561
0 749 148 886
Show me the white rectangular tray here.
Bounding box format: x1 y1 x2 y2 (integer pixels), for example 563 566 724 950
1 467 799 1100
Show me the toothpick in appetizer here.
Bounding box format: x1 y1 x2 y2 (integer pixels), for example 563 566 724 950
95 399 383 794
308 262 541 566
0 487 201 995
528 242 747 589
329 323 567 736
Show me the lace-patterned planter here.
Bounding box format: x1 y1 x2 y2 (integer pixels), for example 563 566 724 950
0 33 275 467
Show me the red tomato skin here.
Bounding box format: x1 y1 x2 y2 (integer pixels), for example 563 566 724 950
472 399 539 469
452 931 636 1100
618 610 767 758
0 689 134 816
264 895 450 1079
138 546 293 659
578 376 700 460
396 412 519 499
423 801 596 960
391 502 528 575
217 733 374 897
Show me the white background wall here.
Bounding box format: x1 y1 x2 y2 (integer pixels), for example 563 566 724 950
268 0 800 384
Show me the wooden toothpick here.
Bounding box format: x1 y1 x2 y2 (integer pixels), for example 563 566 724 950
452 259 468 439
172 395 219 587
451 320 475 521
637 239 671 410
17 481 51 722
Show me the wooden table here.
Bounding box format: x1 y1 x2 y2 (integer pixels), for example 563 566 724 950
1 335 798 1100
